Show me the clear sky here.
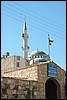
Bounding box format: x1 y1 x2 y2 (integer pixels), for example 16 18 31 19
1 1 66 70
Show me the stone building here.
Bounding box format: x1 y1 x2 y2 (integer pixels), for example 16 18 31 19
1 61 66 99
1 56 27 78
1 17 66 99
1 50 50 77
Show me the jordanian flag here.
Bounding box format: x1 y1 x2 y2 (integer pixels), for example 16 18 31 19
48 34 54 45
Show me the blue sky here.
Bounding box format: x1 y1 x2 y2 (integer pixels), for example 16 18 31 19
1 1 66 70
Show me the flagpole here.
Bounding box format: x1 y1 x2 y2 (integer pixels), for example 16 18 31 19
49 43 50 60
48 34 50 60
48 34 54 61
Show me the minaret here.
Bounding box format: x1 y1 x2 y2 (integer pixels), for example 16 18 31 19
22 17 29 61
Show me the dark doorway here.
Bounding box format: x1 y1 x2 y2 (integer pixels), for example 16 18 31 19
45 78 57 99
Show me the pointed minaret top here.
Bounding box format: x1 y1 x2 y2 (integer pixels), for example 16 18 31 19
24 16 27 30
23 16 27 33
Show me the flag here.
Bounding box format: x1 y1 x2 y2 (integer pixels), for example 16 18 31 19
48 34 54 45
49 39 54 43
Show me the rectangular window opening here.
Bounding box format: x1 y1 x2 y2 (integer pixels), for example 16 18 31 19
16 62 20 67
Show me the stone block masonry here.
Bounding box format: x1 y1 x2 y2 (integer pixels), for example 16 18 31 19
1 77 38 99
1 61 66 99
4 65 38 81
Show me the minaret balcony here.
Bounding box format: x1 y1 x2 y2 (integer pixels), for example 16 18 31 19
22 34 29 39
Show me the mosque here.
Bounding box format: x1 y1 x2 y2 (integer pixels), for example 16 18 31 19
1 18 66 99
22 17 50 66
1 17 50 73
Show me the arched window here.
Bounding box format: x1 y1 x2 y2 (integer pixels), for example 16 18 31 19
38 56 39 58
41 56 42 58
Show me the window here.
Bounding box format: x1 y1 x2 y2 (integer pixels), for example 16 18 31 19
35 56 36 58
41 56 42 58
16 62 20 67
38 56 39 58
17 56 20 60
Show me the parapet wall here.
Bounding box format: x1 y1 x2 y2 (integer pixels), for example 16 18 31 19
4 66 38 81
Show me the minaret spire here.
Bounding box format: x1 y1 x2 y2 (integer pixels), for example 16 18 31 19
23 16 27 32
22 17 29 63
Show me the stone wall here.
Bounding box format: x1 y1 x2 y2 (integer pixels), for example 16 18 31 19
1 57 15 73
4 66 38 81
1 77 38 99
1 61 66 99
1 56 26 76
37 63 48 99
37 62 66 99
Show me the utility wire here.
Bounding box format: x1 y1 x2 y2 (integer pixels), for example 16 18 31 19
2 12 22 23
2 3 66 38
2 12 66 40
2 2 66 32
1 2 66 70
12 1 66 28
2 12 54 33
2 8 66 37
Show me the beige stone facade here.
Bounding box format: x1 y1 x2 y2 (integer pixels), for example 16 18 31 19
3 65 38 81
1 56 26 76
1 61 66 99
